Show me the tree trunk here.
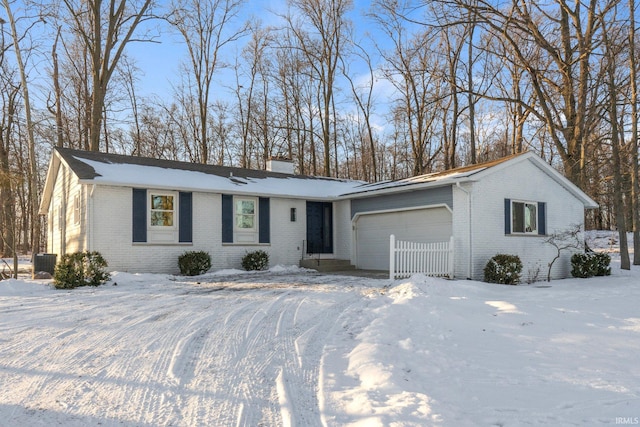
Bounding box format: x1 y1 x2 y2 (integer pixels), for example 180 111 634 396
467 8 476 164
2 0 40 257
604 24 630 270
629 0 640 265
52 27 64 148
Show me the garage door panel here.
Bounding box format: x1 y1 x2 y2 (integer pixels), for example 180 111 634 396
355 208 452 270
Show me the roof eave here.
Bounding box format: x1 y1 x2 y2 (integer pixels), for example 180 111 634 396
337 176 474 199
38 152 61 215
78 178 341 201
463 152 599 209
527 156 599 209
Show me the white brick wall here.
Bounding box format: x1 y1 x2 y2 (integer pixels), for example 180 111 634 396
333 200 352 260
47 156 586 281
452 184 472 279
88 186 309 274
46 164 86 256
469 160 586 281
213 197 307 270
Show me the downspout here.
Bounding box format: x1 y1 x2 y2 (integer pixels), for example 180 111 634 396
88 184 96 251
456 182 472 279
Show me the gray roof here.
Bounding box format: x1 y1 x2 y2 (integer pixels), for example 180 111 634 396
38 148 367 214
40 148 598 214
55 147 317 181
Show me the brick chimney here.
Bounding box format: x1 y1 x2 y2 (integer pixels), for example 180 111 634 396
266 156 295 174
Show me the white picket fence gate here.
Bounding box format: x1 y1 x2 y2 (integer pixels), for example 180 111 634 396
389 235 454 280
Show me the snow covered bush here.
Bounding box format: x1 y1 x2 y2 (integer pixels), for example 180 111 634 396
53 251 110 289
483 254 523 285
571 252 611 278
178 251 212 276
242 250 269 271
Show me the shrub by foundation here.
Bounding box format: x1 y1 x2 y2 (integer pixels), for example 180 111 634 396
571 252 611 278
178 251 212 276
53 251 110 289
484 254 523 285
242 250 269 271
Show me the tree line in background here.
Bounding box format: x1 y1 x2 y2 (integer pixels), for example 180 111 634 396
1 0 639 271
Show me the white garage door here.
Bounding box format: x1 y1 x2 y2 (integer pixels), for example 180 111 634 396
355 207 452 270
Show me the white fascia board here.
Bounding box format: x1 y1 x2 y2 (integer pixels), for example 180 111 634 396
336 177 475 200
460 152 598 209
75 179 339 201
38 153 61 215
527 156 599 209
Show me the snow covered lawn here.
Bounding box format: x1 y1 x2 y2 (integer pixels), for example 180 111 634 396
1 264 639 426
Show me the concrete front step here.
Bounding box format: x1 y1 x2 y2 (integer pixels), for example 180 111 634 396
299 258 356 272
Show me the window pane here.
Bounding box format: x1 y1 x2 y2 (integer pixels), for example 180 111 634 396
236 200 255 214
74 194 80 224
512 202 524 233
525 203 537 232
151 211 174 226
152 195 173 210
236 214 254 229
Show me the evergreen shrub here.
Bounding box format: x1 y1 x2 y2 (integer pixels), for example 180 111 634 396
178 251 212 276
53 251 110 289
242 250 269 271
483 254 523 285
571 252 611 278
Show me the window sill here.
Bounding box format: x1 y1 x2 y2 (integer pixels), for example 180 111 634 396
222 243 271 247
133 242 193 246
505 233 546 237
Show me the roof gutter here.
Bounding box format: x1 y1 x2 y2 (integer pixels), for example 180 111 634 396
74 179 341 202
336 177 476 200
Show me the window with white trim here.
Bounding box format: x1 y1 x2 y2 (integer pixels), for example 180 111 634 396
235 198 256 231
58 204 64 231
150 193 176 228
233 196 259 243
222 195 270 244
73 192 81 225
512 201 537 234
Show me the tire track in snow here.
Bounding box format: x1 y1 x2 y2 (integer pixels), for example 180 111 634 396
0 274 378 426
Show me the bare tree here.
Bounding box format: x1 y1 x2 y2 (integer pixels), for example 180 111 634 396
118 56 143 156
53 33 92 150
209 100 232 165
544 224 584 282
168 0 248 164
628 0 640 264
234 23 272 169
286 0 352 177
437 23 465 170
48 26 64 148
602 8 630 270
61 0 155 152
341 41 378 181
485 32 537 155
2 0 41 257
445 0 607 187
272 28 313 173
373 0 442 175
0 36 20 274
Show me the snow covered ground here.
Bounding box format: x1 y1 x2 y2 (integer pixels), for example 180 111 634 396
1 233 639 426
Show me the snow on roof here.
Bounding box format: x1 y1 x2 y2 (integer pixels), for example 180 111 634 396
56 148 367 199
341 154 523 197
47 148 595 208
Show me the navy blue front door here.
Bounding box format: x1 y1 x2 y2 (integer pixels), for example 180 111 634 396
306 201 333 254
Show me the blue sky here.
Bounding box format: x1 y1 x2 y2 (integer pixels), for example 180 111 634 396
128 0 380 101
0 0 398 134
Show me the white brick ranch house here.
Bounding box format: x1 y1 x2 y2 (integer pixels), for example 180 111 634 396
39 147 597 280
